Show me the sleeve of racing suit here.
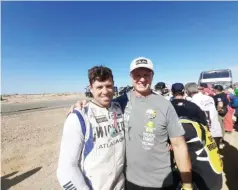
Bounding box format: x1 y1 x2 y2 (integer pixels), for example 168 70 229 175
57 113 89 190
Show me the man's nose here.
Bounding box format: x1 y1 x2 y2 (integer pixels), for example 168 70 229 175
102 87 109 94
139 76 146 82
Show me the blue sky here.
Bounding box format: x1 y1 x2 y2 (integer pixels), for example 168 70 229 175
2 1 238 94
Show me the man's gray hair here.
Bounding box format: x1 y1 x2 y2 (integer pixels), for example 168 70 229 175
185 82 198 94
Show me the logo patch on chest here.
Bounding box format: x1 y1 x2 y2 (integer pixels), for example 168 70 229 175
144 121 156 133
146 109 156 119
95 116 108 123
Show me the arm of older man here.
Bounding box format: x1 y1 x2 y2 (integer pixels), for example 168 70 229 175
166 103 193 190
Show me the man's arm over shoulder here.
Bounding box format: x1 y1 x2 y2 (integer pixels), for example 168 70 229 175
57 113 89 190
112 93 128 113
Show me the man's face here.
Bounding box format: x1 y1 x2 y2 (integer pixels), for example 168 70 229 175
130 68 153 94
213 89 219 95
90 78 114 107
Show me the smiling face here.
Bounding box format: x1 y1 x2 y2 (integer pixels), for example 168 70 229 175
90 78 114 108
88 66 114 108
130 68 153 96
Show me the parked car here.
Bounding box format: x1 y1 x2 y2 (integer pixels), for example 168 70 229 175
85 87 93 97
119 86 133 96
114 86 119 97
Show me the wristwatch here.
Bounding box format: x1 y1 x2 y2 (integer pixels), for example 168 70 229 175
181 184 193 190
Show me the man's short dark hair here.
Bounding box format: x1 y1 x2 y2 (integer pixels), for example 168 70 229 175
214 85 223 92
88 66 113 85
200 83 208 88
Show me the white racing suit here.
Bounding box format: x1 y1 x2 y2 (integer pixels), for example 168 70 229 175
57 101 125 190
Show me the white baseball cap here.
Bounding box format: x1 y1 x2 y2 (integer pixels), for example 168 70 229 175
130 57 154 72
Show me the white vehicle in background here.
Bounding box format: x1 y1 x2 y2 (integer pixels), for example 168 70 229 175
198 69 233 88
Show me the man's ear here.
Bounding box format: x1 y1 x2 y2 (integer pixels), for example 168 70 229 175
89 85 93 94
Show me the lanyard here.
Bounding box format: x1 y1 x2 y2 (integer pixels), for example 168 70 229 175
109 112 118 137
113 112 118 131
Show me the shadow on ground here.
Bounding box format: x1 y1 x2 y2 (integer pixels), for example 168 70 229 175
220 140 238 190
1 167 42 190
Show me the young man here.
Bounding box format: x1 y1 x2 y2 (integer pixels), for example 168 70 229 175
70 57 193 190
171 83 223 190
213 85 233 133
171 83 207 125
213 85 229 115
185 83 223 149
57 66 125 190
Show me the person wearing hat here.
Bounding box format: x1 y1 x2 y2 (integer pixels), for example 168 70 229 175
154 82 171 100
69 57 193 190
155 82 166 91
171 83 207 125
171 83 223 190
119 57 192 190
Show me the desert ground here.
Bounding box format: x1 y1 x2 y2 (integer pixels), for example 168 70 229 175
1 94 238 190
1 93 84 104
1 93 90 115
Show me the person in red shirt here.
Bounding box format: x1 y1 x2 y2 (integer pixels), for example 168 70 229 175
198 83 215 97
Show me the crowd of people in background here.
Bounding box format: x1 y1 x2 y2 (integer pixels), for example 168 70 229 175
154 81 238 135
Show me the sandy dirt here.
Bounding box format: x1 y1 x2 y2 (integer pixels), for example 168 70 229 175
1 107 238 190
1 108 68 190
1 93 84 104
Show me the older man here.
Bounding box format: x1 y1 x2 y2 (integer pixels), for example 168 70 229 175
116 57 192 190
184 83 223 150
